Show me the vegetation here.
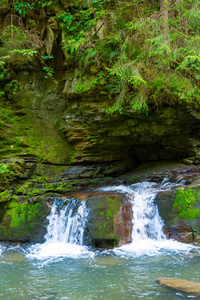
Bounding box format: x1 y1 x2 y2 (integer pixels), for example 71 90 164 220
58 0 200 113
174 188 200 220
0 0 199 114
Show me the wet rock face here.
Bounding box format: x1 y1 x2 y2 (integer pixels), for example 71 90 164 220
63 102 200 168
115 200 132 247
2 70 200 174
155 175 200 245
0 196 50 242
156 189 193 243
82 192 132 248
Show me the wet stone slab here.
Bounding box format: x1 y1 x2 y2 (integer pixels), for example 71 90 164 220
156 277 200 296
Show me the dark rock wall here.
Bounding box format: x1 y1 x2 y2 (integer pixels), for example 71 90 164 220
2 69 200 172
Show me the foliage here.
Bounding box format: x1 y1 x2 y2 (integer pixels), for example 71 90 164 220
0 163 15 184
43 66 58 84
53 119 58 125
59 0 200 113
1 0 200 113
174 188 200 220
60 2 106 70
0 163 13 175
14 1 34 18
0 24 39 93
0 5 56 97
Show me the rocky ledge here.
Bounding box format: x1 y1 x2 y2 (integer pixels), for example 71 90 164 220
1 159 200 248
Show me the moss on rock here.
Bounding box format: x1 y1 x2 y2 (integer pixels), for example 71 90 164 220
0 195 50 242
174 188 200 221
0 190 13 202
87 195 124 248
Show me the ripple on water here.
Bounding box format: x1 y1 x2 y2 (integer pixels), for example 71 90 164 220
1 242 200 300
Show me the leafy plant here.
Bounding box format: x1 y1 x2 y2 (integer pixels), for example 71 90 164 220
53 119 58 125
1 0 200 114
43 66 58 84
14 1 34 18
59 126 64 133
8 80 21 96
0 163 14 175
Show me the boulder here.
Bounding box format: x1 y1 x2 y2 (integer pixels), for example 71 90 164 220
71 191 132 248
156 181 200 245
156 277 200 296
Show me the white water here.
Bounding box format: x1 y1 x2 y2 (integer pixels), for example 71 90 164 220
100 182 196 256
25 181 196 262
0 244 5 256
26 199 94 261
45 199 87 245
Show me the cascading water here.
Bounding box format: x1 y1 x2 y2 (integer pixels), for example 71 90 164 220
100 182 165 242
26 198 94 261
45 198 88 246
25 180 195 261
100 181 195 255
129 182 165 242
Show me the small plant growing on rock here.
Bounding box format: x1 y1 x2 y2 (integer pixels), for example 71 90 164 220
53 119 58 125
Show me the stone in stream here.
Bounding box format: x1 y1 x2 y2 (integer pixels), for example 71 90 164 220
156 277 200 296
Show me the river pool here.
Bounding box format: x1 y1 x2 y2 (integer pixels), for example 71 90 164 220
1 182 199 299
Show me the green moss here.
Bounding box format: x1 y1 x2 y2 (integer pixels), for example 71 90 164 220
0 78 75 165
3 198 40 228
6 201 28 228
27 189 46 196
27 203 41 221
106 209 113 218
15 184 29 195
88 196 123 242
0 190 12 202
174 188 200 220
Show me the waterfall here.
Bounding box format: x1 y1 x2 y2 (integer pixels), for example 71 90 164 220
128 182 165 242
100 181 196 255
45 199 88 246
26 181 194 261
100 182 165 243
26 198 93 261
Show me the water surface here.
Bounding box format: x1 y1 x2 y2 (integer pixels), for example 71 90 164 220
0 243 199 300
1 182 199 299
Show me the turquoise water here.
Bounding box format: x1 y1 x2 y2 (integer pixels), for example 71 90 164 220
1 182 199 299
0 242 200 300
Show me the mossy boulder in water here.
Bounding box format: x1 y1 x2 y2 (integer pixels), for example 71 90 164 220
86 193 132 248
